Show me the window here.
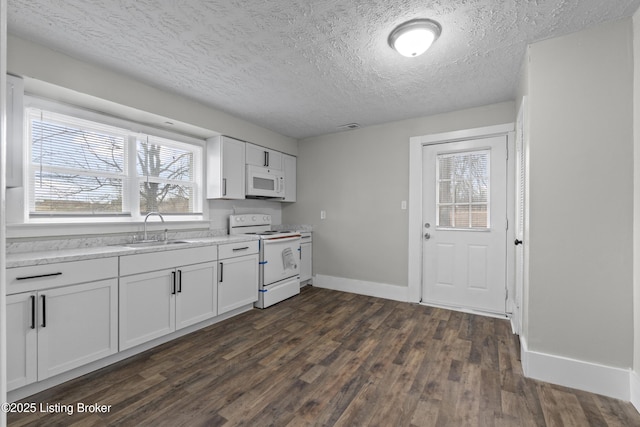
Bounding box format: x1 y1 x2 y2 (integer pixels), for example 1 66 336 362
26 106 203 221
137 136 198 215
436 149 490 229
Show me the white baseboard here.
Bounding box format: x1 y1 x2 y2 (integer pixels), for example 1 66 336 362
313 274 409 302
631 371 640 412
520 337 630 401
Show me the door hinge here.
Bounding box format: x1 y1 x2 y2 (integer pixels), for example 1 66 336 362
506 219 509 230
505 289 509 301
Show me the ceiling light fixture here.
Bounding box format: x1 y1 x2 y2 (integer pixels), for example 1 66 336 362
388 18 441 57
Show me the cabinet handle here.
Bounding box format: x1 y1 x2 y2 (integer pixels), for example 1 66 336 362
171 271 176 295
219 262 224 283
264 151 268 167
301 236 311 240
16 272 62 281
223 178 227 196
178 270 182 293
30 295 36 329
299 246 302 260
41 295 46 328
232 246 249 252
267 151 270 167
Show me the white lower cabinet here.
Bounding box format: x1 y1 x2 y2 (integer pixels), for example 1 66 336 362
119 262 217 350
119 247 218 351
218 241 259 314
300 232 313 283
176 262 218 329
7 293 37 391
7 278 118 391
119 269 176 351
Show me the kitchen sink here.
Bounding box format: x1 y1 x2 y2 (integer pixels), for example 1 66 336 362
120 240 190 248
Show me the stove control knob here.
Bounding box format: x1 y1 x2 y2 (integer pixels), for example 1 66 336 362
263 216 269 221
239 217 244 222
252 216 256 221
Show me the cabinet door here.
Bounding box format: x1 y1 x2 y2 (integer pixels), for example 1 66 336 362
246 143 268 167
221 137 246 199
246 143 282 170
176 262 217 330
37 279 118 380
207 136 246 200
7 293 37 391
119 270 176 351
283 154 296 202
266 149 282 170
218 254 259 314
300 243 313 282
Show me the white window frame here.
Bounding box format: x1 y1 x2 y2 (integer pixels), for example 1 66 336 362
435 148 491 230
22 96 204 224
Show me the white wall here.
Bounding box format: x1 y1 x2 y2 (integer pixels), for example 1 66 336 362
634 8 640 381
1 1 8 424
282 102 515 291
7 35 297 156
526 18 634 369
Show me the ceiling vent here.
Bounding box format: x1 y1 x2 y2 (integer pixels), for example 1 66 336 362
337 123 361 131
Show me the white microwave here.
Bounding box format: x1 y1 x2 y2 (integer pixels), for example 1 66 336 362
246 165 285 198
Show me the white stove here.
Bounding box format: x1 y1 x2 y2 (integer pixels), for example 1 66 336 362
229 214 301 308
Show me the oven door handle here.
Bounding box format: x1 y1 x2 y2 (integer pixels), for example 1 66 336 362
262 236 301 244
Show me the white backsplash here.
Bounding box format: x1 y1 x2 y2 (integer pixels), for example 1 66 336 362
208 199 283 231
7 199 285 254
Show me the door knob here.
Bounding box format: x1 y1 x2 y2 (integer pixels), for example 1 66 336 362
424 233 431 240
514 239 523 245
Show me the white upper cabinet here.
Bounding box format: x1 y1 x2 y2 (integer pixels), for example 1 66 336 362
206 136 246 199
246 142 283 170
6 74 24 188
282 154 296 202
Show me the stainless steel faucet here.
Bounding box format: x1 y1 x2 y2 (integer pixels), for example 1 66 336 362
143 212 165 241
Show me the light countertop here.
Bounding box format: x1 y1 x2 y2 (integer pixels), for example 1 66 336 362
7 235 259 268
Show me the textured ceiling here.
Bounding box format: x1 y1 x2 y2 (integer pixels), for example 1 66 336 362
7 0 640 139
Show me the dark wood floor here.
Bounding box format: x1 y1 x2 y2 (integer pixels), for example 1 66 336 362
8 286 640 426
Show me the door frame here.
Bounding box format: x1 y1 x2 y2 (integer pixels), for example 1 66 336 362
408 124 516 314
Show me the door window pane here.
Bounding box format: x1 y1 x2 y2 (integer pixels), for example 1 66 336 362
436 149 490 229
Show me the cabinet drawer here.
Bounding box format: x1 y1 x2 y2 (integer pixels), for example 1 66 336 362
7 257 118 295
120 246 217 276
218 240 259 260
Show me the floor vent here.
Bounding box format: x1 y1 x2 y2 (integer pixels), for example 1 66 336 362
337 123 361 131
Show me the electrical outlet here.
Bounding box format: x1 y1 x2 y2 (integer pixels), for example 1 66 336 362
320 210 326 220
401 201 407 210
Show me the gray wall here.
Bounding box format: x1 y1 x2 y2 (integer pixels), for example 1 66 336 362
526 18 634 368
634 9 640 373
282 102 515 288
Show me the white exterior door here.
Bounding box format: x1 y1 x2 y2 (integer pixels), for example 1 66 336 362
422 135 508 314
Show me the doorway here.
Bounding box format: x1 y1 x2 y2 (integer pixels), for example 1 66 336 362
408 124 515 316
421 136 507 314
